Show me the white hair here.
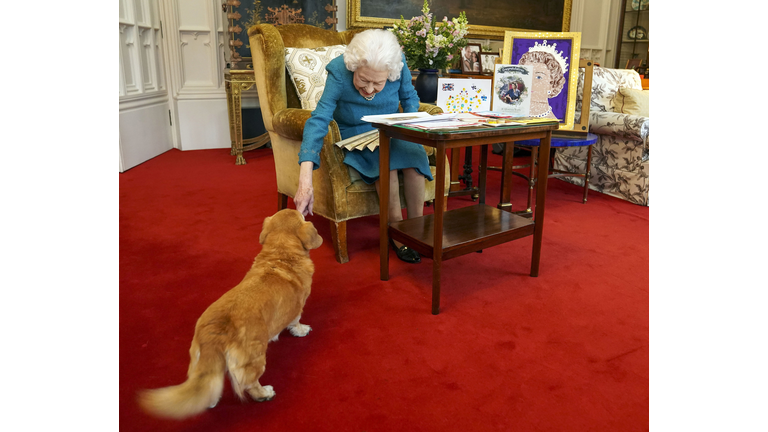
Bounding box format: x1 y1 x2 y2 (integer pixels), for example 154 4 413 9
343 29 404 82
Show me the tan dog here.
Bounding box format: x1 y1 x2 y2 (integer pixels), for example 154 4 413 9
138 209 323 420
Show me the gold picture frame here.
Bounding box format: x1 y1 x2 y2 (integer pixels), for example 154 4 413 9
347 0 572 40
502 31 581 130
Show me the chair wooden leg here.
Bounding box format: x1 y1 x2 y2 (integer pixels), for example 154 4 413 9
278 192 289 211
582 145 593 204
329 220 349 264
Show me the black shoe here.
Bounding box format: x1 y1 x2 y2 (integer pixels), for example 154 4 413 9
389 239 421 264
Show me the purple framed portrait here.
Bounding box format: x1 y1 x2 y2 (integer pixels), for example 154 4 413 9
502 31 581 130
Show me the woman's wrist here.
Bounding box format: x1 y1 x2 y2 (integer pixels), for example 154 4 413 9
299 161 314 187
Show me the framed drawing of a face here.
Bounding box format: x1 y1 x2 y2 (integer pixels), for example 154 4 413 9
502 31 581 130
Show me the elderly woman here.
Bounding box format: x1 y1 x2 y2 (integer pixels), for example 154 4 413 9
294 29 430 264
518 50 566 119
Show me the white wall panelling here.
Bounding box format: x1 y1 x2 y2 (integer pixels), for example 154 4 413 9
119 0 173 171
159 0 230 151
570 0 622 68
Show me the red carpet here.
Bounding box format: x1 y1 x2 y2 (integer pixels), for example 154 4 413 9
120 146 648 431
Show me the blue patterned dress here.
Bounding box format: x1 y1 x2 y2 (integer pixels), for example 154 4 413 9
298 55 433 184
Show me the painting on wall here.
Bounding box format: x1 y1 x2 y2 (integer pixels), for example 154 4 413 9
228 0 338 62
501 31 581 130
348 0 572 39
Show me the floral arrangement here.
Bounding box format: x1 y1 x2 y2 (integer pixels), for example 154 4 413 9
390 0 469 71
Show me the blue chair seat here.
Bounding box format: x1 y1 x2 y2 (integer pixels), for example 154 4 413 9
514 133 598 148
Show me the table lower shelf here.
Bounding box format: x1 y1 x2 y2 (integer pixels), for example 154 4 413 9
389 204 535 261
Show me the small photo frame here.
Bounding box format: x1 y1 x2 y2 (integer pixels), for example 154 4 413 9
460 43 482 75
480 52 499 75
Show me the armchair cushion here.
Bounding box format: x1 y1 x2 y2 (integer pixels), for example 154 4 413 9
612 88 649 117
285 45 347 111
583 66 643 113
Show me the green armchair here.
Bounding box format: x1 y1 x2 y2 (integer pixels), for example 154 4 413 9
247 23 448 264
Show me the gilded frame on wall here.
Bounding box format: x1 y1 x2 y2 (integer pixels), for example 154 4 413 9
347 0 572 39
502 31 581 130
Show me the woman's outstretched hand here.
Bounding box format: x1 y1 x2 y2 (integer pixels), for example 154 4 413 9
294 161 315 216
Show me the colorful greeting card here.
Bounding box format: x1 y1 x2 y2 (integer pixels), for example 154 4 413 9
491 64 533 117
435 78 492 113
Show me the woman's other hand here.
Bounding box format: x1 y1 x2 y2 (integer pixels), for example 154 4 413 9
294 161 315 216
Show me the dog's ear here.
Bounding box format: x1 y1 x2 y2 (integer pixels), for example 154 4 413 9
259 216 273 244
298 221 323 250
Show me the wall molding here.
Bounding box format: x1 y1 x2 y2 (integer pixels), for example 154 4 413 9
120 92 171 111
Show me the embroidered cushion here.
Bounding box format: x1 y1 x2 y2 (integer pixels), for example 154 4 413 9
284 45 347 111
612 88 649 117
583 66 643 113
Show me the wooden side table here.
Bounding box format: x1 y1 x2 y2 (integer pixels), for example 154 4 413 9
375 122 558 314
224 65 270 165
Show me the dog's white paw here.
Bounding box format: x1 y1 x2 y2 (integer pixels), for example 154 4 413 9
256 385 276 402
289 324 311 337
270 334 279 342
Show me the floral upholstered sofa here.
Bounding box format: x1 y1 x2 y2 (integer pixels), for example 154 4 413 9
554 66 649 206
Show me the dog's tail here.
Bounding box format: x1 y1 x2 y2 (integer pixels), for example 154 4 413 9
137 341 225 420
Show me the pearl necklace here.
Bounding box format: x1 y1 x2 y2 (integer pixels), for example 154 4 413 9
363 93 376 101
530 106 553 118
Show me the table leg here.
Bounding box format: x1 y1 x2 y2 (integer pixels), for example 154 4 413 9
225 80 237 156
498 141 516 211
458 147 474 191
450 149 461 192
379 133 391 281
233 84 247 165
432 144 447 315
531 132 551 277
478 144 488 205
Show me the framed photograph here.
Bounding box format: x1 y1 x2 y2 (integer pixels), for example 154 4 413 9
501 31 581 130
347 0 573 39
460 44 482 75
480 52 500 75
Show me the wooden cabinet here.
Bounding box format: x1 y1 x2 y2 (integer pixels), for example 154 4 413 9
615 0 649 76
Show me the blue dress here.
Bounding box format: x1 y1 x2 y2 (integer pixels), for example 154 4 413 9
298 55 433 184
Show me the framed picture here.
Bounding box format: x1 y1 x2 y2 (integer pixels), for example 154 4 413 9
480 52 500 75
436 78 492 113
625 58 642 70
501 31 581 130
491 64 533 116
347 0 573 39
460 44 482 75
